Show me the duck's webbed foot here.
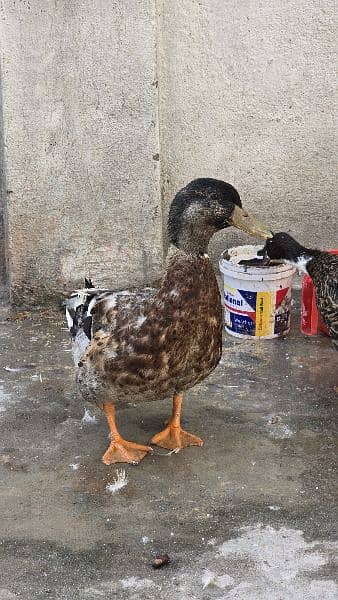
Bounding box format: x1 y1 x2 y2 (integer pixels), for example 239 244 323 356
151 425 203 451
102 438 152 465
150 392 203 452
102 403 152 465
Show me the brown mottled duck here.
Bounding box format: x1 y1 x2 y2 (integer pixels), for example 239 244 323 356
65 178 272 464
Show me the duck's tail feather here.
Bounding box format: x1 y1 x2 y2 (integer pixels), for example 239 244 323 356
65 278 108 365
84 277 94 289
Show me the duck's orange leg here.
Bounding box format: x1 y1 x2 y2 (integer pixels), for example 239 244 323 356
102 404 152 465
151 392 203 451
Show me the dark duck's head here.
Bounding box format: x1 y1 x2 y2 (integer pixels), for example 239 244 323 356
264 232 317 273
168 178 272 256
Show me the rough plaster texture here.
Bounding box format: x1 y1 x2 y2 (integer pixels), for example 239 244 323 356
0 0 162 303
158 0 337 262
0 70 7 301
0 0 337 303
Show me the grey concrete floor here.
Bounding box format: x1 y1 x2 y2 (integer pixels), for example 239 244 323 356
0 298 337 600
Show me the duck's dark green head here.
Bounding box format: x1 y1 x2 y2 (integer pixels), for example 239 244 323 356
168 178 272 255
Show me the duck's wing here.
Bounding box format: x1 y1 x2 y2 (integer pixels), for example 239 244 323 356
316 275 338 341
65 285 157 366
91 287 156 335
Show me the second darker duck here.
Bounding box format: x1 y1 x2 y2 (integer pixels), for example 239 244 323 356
263 232 338 346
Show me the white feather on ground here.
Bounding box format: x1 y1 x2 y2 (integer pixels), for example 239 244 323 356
82 409 97 424
106 469 128 494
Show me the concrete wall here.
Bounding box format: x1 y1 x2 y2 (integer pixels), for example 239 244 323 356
0 0 163 303
158 0 337 262
0 0 336 303
0 70 8 302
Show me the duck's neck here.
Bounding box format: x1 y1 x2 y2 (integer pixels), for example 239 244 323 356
285 255 313 274
285 248 322 275
160 245 219 302
165 244 210 266
171 225 215 256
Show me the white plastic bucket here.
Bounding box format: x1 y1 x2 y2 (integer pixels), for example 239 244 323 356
219 245 296 339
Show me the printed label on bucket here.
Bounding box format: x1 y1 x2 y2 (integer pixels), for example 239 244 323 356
223 284 291 337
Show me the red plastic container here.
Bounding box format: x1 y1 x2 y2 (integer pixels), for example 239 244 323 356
301 249 338 336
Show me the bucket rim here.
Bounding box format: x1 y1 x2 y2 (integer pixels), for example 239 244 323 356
219 244 296 278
